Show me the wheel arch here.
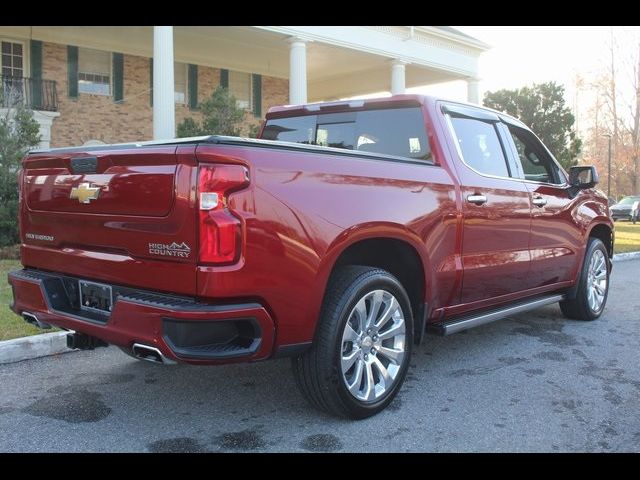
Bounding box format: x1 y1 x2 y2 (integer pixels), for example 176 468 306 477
314 224 430 345
588 222 614 258
566 221 614 301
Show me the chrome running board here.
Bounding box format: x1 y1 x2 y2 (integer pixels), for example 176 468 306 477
431 294 565 336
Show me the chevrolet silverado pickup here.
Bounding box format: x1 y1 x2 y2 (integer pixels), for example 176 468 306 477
8 95 613 418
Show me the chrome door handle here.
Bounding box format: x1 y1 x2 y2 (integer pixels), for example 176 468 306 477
467 194 488 205
532 197 547 207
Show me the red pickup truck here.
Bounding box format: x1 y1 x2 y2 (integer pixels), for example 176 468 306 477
8 95 613 418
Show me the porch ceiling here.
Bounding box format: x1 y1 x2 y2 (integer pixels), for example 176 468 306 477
1 26 478 102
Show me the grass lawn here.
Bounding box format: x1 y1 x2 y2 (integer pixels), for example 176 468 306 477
0 259 49 341
614 221 640 254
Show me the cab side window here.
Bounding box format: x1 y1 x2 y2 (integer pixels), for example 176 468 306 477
449 117 511 178
508 126 564 184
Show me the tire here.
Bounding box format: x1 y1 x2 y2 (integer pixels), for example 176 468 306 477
292 266 413 419
560 238 610 321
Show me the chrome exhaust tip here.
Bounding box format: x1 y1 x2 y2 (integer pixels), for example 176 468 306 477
22 311 52 330
131 343 176 365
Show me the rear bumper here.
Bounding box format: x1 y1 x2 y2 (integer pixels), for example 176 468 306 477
8 269 275 365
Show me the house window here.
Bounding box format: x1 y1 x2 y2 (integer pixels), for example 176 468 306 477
1 41 24 77
229 70 252 110
78 48 111 95
174 62 187 104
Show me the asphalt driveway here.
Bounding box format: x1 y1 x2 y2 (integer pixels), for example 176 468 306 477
1 260 639 452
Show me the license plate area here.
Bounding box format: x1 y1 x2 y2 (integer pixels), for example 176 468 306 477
79 280 113 314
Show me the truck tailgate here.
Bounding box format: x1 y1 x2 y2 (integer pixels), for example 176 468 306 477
20 144 198 295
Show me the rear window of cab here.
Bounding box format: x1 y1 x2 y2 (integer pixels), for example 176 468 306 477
262 107 431 162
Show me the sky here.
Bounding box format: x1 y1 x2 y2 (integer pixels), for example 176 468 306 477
409 26 638 113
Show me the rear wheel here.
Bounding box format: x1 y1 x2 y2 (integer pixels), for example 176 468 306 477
560 238 610 321
292 266 413 419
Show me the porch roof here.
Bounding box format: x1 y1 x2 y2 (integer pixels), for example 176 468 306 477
1 25 488 101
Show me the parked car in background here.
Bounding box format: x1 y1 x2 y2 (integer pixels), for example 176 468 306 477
610 195 640 222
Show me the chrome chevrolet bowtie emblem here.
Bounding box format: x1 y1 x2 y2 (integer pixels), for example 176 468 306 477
70 183 101 204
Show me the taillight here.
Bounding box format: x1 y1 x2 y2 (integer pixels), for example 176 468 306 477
17 168 23 239
198 164 249 265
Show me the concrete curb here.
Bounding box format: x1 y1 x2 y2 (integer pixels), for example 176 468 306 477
612 251 640 263
0 331 71 365
1 253 639 365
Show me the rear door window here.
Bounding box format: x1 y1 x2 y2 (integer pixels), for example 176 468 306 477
448 116 511 178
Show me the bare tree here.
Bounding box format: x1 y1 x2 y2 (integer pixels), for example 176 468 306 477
582 27 640 199
630 42 640 193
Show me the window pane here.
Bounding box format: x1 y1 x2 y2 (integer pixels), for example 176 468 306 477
79 48 110 75
78 48 111 95
261 115 316 143
1 42 11 55
14 43 22 55
508 126 561 184
174 62 186 104
229 71 251 110
262 107 432 161
450 117 509 177
316 122 355 149
354 107 431 160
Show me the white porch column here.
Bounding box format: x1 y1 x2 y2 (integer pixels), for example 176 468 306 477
466 77 481 104
390 60 407 95
289 37 307 105
153 26 175 140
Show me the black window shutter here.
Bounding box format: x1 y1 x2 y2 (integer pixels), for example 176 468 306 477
220 69 228 88
30 40 43 78
30 40 43 109
113 53 124 103
188 64 198 109
67 45 78 98
149 58 153 106
252 74 262 118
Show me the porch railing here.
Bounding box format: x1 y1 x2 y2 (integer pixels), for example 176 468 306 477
0 75 58 112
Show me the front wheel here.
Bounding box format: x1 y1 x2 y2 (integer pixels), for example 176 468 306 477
560 238 610 321
292 266 413 419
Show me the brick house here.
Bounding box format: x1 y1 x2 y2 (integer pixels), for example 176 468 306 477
0 26 488 148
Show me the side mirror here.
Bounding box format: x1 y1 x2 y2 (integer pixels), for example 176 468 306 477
569 165 599 189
